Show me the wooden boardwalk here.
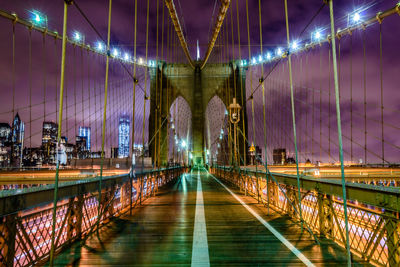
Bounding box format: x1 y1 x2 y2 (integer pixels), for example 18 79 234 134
52 168 368 266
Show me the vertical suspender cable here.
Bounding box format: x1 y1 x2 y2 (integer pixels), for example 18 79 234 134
350 34 353 162
142 0 150 172
319 48 322 161
87 49 91 152
328 47 331 158
284 0 303 231
12 23 15 120
54 36 58 125
43 33 47 122
310 53 315 163
327 1 351 265
245 0 255 147
160 0 165 166
363 29 367 164
74 46 77 139
235 0 246 166
129 0 138 208
65 51 69 142
154 0 159 167
245 0 258 200
229 5 235 164
98 0 113 229
81 46 85 132
129 0 138 185
29 30 32 149
49 1 69 265
258 0 269 214
379 22 384 164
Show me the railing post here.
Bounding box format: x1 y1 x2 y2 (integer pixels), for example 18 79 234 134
385 212 400 266
0 214 17 267
317 193 333 237
66 195 84 242
244 169 247 196
286 185 297 217
121 181 128 210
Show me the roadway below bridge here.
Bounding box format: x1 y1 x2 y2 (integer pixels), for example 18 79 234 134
51 168 368 266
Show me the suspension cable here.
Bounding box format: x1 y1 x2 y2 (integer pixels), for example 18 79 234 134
284 0 304 232
164 0 194 68
49 1 70 265
327 1 351 265
97 0 113 231
200 0 230 69
142 0 150 172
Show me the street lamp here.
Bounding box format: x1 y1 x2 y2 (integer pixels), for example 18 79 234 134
28 10 48 28
228 97 241 165
73 31 84 44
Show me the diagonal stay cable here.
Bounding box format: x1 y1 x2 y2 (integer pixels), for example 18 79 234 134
246 2 326 103
73 0 148 96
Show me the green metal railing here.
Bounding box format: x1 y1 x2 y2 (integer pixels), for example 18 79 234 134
0 166 185 266
211 165 400 267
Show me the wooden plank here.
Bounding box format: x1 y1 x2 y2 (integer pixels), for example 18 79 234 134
52 170 369 266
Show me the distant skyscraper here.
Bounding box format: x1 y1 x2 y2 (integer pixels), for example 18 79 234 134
0 123 11 144
78 126 91 151
11 113 24 166
118 116 130 158
0 123 11 166
75 136 87 159
42 122 58 145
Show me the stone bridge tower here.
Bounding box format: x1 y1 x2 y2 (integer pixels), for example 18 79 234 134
149 61 248 166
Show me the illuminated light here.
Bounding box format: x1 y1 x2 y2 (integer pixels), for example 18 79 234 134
171 123 175 129
29 10 47 27
251 57 256 65
258 55 262 62
112 48 119 57
124 53 130 61
189 153 193 159
225 110 228 115
175 139 179 145
97 42 104 51
218 143 220 148
74 32 81 41
315 31 321 40
139 57 143 64
353 12 361 23
291 41 298 50
276 48 283 56
266 52 271 60
206 149 210 155
181 140 187 148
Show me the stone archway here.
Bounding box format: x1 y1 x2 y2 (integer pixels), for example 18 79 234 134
169 96 192 164
149 61 248 166
205 95 227 164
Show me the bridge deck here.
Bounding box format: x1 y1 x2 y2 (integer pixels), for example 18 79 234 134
52 169 367 266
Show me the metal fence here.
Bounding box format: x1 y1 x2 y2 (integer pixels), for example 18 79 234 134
0 166 185 266
211 166 400 267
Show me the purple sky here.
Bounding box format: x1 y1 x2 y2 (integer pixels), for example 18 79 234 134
0 0 399 163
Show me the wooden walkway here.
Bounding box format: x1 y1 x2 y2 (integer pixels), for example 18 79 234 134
52 168 368 266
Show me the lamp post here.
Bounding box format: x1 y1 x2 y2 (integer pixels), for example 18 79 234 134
229 98 241 166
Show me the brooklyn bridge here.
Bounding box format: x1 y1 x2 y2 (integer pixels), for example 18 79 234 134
0 0 399 266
